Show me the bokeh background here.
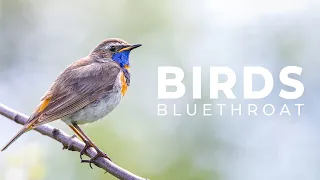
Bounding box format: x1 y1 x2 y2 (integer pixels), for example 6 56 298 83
0 0 319 180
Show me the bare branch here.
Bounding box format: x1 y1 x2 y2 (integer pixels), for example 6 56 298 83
0 103 148 180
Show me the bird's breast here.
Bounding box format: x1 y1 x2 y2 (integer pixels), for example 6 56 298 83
120 72 128 97
61 71 128 125
120 65 130 97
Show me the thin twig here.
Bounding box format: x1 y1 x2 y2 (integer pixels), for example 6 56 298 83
0 103 148 180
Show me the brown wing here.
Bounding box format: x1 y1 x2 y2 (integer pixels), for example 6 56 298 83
28 57 121 127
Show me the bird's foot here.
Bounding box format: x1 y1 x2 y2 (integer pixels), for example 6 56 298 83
79 140 91 161
81 148 112 169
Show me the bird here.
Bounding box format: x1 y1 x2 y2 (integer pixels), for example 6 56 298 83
1 38 141 167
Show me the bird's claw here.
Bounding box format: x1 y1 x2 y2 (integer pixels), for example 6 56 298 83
81 150 112 169
80 142 91 160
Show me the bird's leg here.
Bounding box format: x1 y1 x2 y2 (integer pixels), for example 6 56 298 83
72 123 112 168
68 125 92 161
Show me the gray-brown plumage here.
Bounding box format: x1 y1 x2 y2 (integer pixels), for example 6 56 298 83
1 38 141 166
31 57 121 127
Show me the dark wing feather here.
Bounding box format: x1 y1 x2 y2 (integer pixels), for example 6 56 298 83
29 57 121 127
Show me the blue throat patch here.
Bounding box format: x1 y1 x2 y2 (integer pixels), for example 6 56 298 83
112 51 130 67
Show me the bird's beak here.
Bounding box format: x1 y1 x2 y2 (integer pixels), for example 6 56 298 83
118 44 142 52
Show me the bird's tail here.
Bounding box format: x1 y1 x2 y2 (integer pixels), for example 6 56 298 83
1 123 32 152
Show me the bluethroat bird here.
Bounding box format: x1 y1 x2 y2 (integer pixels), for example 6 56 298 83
1 38 141 166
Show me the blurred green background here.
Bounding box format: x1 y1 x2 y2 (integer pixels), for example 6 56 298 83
0 0 319 180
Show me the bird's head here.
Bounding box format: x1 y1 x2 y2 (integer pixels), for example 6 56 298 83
90 38 141 68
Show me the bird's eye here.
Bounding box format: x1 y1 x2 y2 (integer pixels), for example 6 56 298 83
110 45 116 52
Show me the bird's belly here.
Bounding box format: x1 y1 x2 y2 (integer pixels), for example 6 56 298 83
62 91 122 125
